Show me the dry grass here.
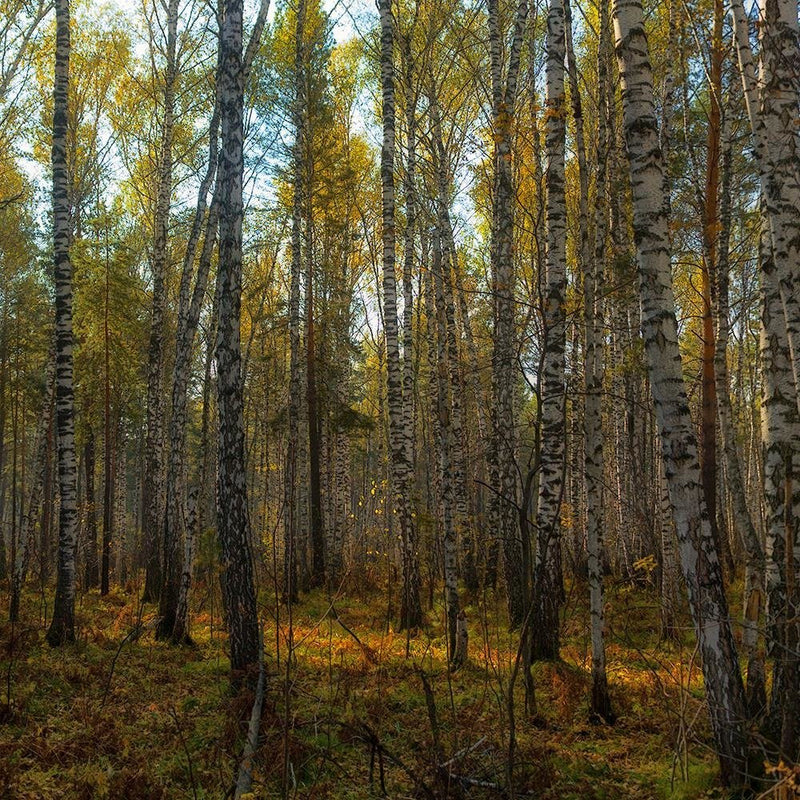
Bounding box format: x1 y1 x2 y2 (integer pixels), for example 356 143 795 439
0 578 735 799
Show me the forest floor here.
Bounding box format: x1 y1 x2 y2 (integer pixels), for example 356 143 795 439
0 575 731 799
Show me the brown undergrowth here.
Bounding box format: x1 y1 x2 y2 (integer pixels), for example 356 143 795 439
0 578 734 799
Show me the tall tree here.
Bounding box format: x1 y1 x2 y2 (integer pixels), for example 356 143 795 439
572 0 613 719
613 0 749 783
487 0 528 627
142 0 179 605
758 204 800 755
216 0 260 679
698 0 724 572
379 0 422 631
531 0 567 662
284 0 307 604
46 0 79 647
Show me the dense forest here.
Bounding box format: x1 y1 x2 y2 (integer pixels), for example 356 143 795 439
0 0 799 796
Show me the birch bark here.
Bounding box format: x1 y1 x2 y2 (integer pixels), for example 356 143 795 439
715 117 766 715
142 0 179 604
760 211 800 756
613 0 748 782
379 0 422 630
216 0 260 678
531 0 567 661
487 0 528 627
574 0 612 718
46 0 79 647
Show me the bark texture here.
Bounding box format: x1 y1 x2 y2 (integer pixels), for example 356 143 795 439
379 0 422 630
142 0 179 604
532 0 567 662
46 0 79 648
613 0 749 783
487 0 528 627
216 0 260 679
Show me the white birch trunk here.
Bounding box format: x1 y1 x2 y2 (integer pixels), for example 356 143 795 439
613 0 748 782
532 0 567 662
487 0 528 627
379 0 422 630
574 0 612 719
142 0 179 604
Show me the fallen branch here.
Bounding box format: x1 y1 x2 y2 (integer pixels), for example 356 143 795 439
439 736 487 769
331 605 378 663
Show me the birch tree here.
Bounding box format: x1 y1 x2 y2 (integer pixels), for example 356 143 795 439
46 0 79 648
487 0 528 627
531 0 566 661
142 0 179 605
216 0 260 679
613 0 749 782
379 0 422 630
575 0 612 719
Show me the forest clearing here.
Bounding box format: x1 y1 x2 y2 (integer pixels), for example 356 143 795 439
1 0 800 795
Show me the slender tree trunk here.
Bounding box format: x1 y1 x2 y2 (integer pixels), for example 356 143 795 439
115 425 126 584
100 225 112 595
158 119 221 639
142 0 179 604
731 0 800 399
379 0 422 631
11 352 55 622
0 316 7 584
487 0 528 627
453 263 488 588
400 35 420 592
84 425 97 591
428 88 470 603
306 206 325 587
732 0 800 754
699 0 724 576
46 0 78 648
531 0 567 662
216 0 260 680
715 116 766 716
284 0 306 605
431 225 460 661
571 0 613 719
613 0 749 783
